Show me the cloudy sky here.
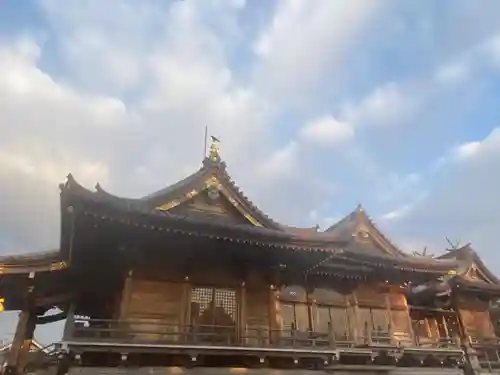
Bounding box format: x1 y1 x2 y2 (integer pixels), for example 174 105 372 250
1 0 500 343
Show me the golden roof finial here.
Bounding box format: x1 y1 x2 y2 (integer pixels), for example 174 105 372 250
209 135 221 161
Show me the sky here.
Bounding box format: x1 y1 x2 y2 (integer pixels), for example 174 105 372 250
1 0 500 344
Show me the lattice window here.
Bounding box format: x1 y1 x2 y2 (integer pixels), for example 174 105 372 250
214 288 237 320
190 287 237 326
191 287 213 317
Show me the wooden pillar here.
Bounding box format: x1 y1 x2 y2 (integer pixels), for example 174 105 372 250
424 317 432 339
119 270 134 320
350 292 360 342
384 293 394 344
5 272 37 375
441 314 450 338
403 296 415 344
305 286 314 332
239 281 246 343
452 295 469 344
5 310 37 374
179 277 190 326
268 285 278 345
62 303 76 341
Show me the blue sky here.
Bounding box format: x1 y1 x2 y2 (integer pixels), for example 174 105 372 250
1 0 500 344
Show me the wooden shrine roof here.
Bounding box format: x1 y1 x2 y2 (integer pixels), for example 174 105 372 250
0 150 467 275
437 244 500 294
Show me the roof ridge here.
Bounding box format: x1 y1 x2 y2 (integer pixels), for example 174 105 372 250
62 154 285 230
358 206 408 257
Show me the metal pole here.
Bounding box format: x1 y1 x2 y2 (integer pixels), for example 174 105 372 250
203 125 208 159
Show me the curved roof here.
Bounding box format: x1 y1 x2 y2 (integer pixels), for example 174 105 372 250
61 176 346 252
324 204 407 257
0 249 64 274
438 244 500 285
58 172 461 275
0 150 467 276
140 154 284 229
280 225 320 235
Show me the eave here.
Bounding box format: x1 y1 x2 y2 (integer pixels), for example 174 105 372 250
62 184 345 253
450 276 500 297
0 250 66 275
307 251 458 285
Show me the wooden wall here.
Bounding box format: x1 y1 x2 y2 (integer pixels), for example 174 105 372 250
115 274 415 344
117 272 272 343
245 287 271 344
457 295 495 339
120 278 184 341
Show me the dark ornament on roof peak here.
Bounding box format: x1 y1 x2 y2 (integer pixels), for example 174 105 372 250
202 135 227 170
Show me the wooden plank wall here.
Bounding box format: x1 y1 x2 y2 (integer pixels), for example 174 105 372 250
116 274 415 345
120 279 184 341
457 296 495 339
117 273 272 343
245 288 271 345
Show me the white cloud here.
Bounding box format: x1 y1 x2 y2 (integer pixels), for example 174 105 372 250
454 140 482 160
1 0 371 258
299 115 354 146
435 62 469 84
483 34 500 67
0 1 274 254
341 82 414 128
254 0 382 100
380 203 414 221
258 141 299 180
388 126 500 267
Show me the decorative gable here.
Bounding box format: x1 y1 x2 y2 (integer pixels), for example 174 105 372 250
147 154 275 228
325 205 405 257
438 244 500 286
160 185 260 226
465 264 494 284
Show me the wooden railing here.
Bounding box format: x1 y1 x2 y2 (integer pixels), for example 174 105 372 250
64 317 462 350
469 336 500 370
